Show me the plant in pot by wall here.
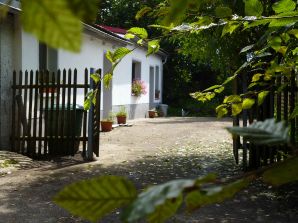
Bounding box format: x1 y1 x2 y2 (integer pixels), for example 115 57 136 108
116 106 127 124
100 112 114 132
156 105 164 117
148 108 158 118
131 79 147 97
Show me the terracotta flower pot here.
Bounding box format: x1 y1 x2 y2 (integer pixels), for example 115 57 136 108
101 121 113 132
117 116 126 124
148 110 156 118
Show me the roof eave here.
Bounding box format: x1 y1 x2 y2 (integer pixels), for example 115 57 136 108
0 0 21 13
83 23 132 46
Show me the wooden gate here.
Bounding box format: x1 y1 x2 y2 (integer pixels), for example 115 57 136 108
233 72 297 170
11 68 101 159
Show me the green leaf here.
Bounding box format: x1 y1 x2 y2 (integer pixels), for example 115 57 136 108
91 73 101 84
289 105 298 119
263 157 298 186
124 33 135 39
226 118 290 145
147 40 160 56
113 47 132 61
66 0 98 23
258 91 270 105
288 29 298 38
215 6 232 18
186 178 251 211
292 47 298 55
54 176 137 223
272 0 296 14
214 86 225 93
205 92 216 100
216 104 228 118
278 46 288 56
147 196 182 223
84 90 94 110
252 73 263 82
163 0 189 25
268 36 282 51
127 27 148 39
222 21 240 37
193 16 213 27
232 103 243 116
106 51 114 63
242 98 255 109
21 0 82 52
0 3 9 20
243 19 270 30
103 73 113 89
122 179 195 222
136 6 152 20
204 85 222 92
224 95 242 104
240 44 255 54
248 82 258 89
269 11 298 27
222 74 237 85
137 39 144 45
244 0 263 16
83 98 91 110
91 89 98 105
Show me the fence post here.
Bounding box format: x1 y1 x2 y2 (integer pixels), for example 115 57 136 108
87 68 101 160
93 69 101 157
87 70 94 160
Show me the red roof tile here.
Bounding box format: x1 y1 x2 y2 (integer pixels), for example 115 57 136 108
95 25 127 35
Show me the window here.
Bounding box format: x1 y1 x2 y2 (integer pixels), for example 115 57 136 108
155 66 160 99
132 60 141 82
39 43 57 72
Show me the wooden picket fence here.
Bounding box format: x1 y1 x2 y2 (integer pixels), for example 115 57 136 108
233 72 298 170
11 68 101 159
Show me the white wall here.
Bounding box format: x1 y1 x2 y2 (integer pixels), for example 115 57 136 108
21 30 39 71
17 29 164 112
112 46 163 106
58 33 106 107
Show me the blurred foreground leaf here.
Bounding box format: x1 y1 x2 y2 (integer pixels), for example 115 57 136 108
21 0 82 52
227 119 289 145
54 176 137 223
263 157 298 186
186 178 252 211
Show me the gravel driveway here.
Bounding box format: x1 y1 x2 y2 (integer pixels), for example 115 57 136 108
0 117 297 223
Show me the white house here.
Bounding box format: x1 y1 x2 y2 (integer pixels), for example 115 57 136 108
0 1 167 148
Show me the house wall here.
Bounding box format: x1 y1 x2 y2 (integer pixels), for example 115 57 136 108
20 31 39 71
58 33 109 109
0 14 15 148
58 32 164 119
112 46 163 118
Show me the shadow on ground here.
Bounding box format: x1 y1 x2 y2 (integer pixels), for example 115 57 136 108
0 151 297 223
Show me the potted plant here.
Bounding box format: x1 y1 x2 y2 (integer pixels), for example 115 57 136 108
116 106 127 124
148 108 157 118
100 112 114 132
131 79 147 97
156 105 164 117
